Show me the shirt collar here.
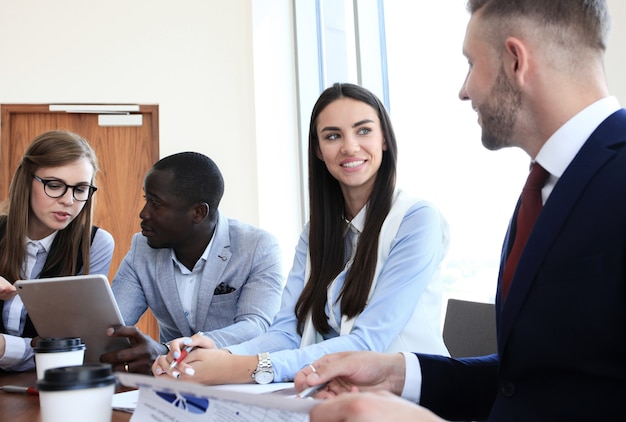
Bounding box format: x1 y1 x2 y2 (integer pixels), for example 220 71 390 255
345 204 367 234
171 235 214 273
536 96 621 177
27 231 58 253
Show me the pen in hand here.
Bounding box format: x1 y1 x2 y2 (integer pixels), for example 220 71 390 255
170 346 194 369
297 381 330 399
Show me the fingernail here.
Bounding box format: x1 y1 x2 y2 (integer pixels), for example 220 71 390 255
183 337 192 345
155 366 163 375
173 371 181 379
185 367 195 376
173 351 180 359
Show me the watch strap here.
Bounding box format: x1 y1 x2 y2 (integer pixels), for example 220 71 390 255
256 352 272 370
252 352 274 384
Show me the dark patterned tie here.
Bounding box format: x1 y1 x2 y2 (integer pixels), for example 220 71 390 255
501 163 550 299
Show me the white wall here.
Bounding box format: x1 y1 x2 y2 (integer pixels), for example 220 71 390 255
0 0 301 274
1 0 624 277
251 0 302 273
606 0 626 103
0 0 256 220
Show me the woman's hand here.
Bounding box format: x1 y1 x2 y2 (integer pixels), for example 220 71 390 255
152 334 259 385
0 277 17 300
152 333 216 378
167 332 217 355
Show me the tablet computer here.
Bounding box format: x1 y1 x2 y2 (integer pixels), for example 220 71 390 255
15 274 131 364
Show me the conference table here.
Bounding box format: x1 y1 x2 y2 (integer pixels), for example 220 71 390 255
0 370 132 421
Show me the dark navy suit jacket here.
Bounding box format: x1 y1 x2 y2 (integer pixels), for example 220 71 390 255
417 109 626 421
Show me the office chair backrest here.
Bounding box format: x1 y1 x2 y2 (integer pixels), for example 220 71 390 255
443 298 497 358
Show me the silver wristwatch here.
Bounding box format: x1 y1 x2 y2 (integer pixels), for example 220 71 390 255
252 352 274 384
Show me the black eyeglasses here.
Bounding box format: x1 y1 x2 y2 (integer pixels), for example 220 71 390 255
33 175 97 202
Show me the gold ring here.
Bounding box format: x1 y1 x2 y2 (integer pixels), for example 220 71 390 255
309 364 317 373
124 363 129 372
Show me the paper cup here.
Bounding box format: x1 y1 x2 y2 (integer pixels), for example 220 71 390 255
34 337 86 380
37 364 116 422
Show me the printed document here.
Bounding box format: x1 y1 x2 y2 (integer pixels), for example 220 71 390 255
116 372 317 422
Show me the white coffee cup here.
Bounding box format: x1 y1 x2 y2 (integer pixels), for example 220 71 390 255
34 337 86 380
37 364 116 422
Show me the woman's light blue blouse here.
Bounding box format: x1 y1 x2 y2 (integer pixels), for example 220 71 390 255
226 200 446 382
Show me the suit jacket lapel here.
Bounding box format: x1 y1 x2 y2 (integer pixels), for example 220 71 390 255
499 109 626 350
194 211 231 330
154 248 192 336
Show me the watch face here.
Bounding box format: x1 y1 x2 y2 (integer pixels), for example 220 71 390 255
254 370 274 385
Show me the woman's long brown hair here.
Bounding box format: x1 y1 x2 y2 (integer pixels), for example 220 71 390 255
296 83 398 335
0 130 99 283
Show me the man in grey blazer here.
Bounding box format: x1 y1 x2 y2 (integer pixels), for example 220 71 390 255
101 152 284 374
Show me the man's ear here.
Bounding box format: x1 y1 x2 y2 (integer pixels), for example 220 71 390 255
192 202 210 224
504 36 530 86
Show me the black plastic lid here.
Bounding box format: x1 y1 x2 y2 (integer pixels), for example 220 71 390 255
37 364 116 391
34 337 85 353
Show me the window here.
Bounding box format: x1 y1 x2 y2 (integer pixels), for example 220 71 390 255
291 1 531 303
383 2 529 303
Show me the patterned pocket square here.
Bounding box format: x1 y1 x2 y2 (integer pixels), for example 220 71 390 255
214 282 236 295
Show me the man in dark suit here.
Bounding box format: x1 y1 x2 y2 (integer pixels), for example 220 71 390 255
295 1 626 420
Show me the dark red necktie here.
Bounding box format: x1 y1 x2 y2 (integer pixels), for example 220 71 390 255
501 163 549 300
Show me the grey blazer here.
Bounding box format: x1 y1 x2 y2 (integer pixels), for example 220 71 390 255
112 211 284 347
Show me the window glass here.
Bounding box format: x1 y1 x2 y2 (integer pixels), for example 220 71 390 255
383 2 529 303
291 0 530 303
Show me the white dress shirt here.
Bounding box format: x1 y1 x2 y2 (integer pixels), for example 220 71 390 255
171 236 214 330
